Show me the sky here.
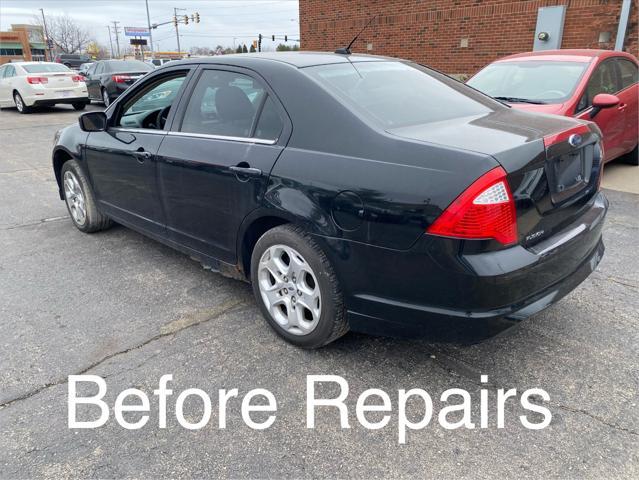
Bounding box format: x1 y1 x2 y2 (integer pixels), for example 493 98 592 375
0 0 300 53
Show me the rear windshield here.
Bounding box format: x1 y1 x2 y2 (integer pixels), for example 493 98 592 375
467 60 589 103
304 61 493 129
105 60 153 72
22 64 70 73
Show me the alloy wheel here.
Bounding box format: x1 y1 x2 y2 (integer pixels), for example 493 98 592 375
257 244 321 336
63 170 87 226
14 93 24 112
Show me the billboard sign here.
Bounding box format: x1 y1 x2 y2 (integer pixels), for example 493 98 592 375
124 26 150 37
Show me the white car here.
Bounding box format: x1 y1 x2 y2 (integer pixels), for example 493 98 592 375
0 62 89 113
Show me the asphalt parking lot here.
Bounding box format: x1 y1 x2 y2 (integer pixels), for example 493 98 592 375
0 104 637 479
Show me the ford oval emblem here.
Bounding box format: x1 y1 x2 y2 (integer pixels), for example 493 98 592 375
568 133 583 147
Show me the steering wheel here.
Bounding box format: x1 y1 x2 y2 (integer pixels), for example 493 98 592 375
536 90 565 99
155 105 171 130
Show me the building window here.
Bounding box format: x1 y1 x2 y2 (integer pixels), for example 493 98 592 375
31 48 45 56
0 48 23 55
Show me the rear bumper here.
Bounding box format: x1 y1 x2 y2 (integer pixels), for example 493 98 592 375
316 192 608 342
32 97 89 107
23 86 88 106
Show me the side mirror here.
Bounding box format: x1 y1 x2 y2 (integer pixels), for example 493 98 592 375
79 111 107 132
590 93 620 119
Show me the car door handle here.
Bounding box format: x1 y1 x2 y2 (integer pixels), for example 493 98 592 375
229 165 262 177
618 103 627 111
132 151 153 162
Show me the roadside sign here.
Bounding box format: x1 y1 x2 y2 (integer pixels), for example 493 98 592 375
130 39 148 46
124 26 150 37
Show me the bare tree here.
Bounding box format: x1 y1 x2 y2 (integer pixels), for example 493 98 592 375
33 14 91 54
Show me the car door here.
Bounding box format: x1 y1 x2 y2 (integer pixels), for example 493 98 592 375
575 58 625 161
0 65 8 105
1 65 18 105
84 69 191 236
157 66 291 264
85 62 101 99
614 57 639 153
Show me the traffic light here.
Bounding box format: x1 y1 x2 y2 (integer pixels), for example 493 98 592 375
183 15 189 24
258 33 262 52
284 35 288 42
272 35 275 42
172 16 177 27
195 12 200 23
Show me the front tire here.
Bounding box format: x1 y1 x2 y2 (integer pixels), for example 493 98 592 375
72 102 87 111
13 92 30 114
61 160 112 233
251 225 348 348
101 88 110 107
620 145 638 166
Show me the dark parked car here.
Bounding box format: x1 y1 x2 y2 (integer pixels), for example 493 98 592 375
82 59 153 106
51 53 608 348
55 53 92 69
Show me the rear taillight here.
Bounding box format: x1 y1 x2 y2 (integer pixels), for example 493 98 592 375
27 76 48 84
112 75 132 83
71 75 84 82
427 166 518 245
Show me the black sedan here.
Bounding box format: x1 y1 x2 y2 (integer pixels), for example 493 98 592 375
82 59 153 106
52 53 607 348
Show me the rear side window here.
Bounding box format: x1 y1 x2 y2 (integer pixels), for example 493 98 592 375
254 96 284 140
180 70 268 138
617 58 638 89
305 61 492 129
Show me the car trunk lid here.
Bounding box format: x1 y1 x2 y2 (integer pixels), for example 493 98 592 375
389 108 603 248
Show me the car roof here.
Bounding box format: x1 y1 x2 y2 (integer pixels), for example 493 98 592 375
170 51 399 69
496 49 637 63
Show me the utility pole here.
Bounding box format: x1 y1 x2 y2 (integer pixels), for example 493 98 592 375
174 7 185 54
145 0 154 56
39 8 53 61
111 21 121 58
106 26 114 58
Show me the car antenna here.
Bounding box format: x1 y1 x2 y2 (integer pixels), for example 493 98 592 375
335 15 378 55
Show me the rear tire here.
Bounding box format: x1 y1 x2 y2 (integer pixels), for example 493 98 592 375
72 102 86 111
101 88 110 107
13 92 30 114
61 160 112 233
251 225 348 348
620 145 638 166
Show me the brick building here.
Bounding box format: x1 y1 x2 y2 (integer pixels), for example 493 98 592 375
300 0 638 76
0 25 48 65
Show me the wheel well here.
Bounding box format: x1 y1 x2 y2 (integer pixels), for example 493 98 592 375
53 149 73 198
241 216 289 277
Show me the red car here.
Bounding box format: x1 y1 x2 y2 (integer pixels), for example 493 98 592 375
468 49 638 164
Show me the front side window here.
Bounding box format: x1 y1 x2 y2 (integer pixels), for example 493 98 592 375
578 60 620 111
467 60 589 104
306 61 492 129
616 58 638 89
117 73 187 129
180 70 273 138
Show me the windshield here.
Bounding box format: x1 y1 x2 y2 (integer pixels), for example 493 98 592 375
106 60 153 72
304 61 493 129
467 60 589 104
22 64 70 73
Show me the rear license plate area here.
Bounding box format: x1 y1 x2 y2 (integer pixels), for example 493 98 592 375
546 145 593 205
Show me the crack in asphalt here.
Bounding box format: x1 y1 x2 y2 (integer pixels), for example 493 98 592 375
428 348 638 437
0 300 247 410
1 216 68 231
